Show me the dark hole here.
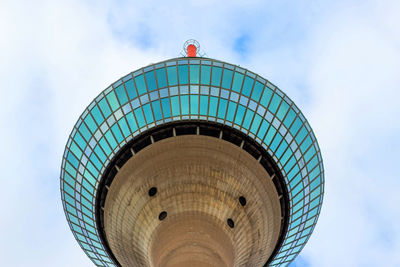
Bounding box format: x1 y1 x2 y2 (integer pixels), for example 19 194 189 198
159 211 167 221
148 187 157 197
227 218 234 228
239 196 247 206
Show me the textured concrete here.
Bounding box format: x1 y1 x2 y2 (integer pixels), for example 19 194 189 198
104 135 281 267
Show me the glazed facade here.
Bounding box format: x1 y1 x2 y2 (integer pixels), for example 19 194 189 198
60 57 324 266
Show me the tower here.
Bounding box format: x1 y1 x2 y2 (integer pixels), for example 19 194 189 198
60 41 324 266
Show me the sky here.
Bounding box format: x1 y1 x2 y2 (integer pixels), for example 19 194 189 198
0 0 399 266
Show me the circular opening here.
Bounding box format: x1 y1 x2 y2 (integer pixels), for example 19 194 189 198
159 211 167 221
239 196 247 206
227 218 235 228
148 187 157 197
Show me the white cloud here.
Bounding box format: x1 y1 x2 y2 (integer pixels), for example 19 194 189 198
0 0 398 266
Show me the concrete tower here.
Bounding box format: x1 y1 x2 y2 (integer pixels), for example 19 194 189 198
60 41 324 266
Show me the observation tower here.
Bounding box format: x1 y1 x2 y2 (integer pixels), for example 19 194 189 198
60 40 324 266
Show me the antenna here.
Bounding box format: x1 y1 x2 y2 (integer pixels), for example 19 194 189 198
181 39 205 57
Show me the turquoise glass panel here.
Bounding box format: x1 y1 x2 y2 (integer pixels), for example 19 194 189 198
91 105 104 125
221 69 233 89
290 117 303 137
86 160 99 177
200 65 211 84
82 179 94 194
300 136 312 153
156 68 167 88
260 87 273 107
250 114 262 134
111 124 123 143
304 146 316 162
231 72 244 93
70 141 82 159
170 96 180 116
296 126 308 145
242 76 254 97
98 98 111 118
257 120 269 140
125 112 138 133
190 65 199 84
181 95 189 115
78 123 91 141
211 67 222 86
143 103 154 123
73 132 86 150
167 66 178 86
106 91 119 112
89 153 102 170
104 130 117 149
134 75 147 95
65 162 76 177
234 105 245 125
284 109 296 129
251 81 264 102
275 139 288 159
199 95 208 115
217 99 228 119
178 65 189 84
243 110 254 130
269 94 282 114
190 95 199 115
84 114 97 133
94 145 106 163
134 108 146 128
63 172 75 187
161 98 171 118
124 79 137 100
226 101 237 122
276 100 289 121
115 84 128 105
265 126 276 145
209 96 218 117
145 70 157 91
64 182 74 196
152 100 163 121
117 118 130 138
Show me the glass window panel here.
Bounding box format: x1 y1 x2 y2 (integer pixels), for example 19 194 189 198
178 65 189 84
260 87 273 107
106 91 120 112
234 105 246 125
94 145 106 163
264 126 276 145
170 96 180 116
217 99 228 119
190 65 200 84
104 130 117 150
209 96 218 117
63 172 75 187
304 146 316 162
111 124 123 143
89 153 102 170
64 162 77 177
283 109 296 129
98 98 111 118
167 66 178 86
200 65 211 84
84 114 97 134
190 95 199 115
78 123 91 142
125 112 138 133
70 141 83 159
290 117 303 136
181 95 189 115
243 110 254 130
156 68 167 88
115 84 128 105
269 94 282 114
124 79 137 100
117 118 130 138
276 100 289 121
64 182 75 196
91 105 104 125
134 75 147 95
142 103 154 123
134 108 146 128
251 81 264 102
145 70 157 91
226 101 237 122
151 100 163 121
161 98 171 118
221 69 233 89
199 95 208 116
242 76 254 97
296 127 309 145
211 66 222 86
231 72 244 93
250 114 262 134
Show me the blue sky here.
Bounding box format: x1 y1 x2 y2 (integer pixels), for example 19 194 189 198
0 0 399 266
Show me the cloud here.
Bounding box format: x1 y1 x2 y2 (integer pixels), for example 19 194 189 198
0 0 399 266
